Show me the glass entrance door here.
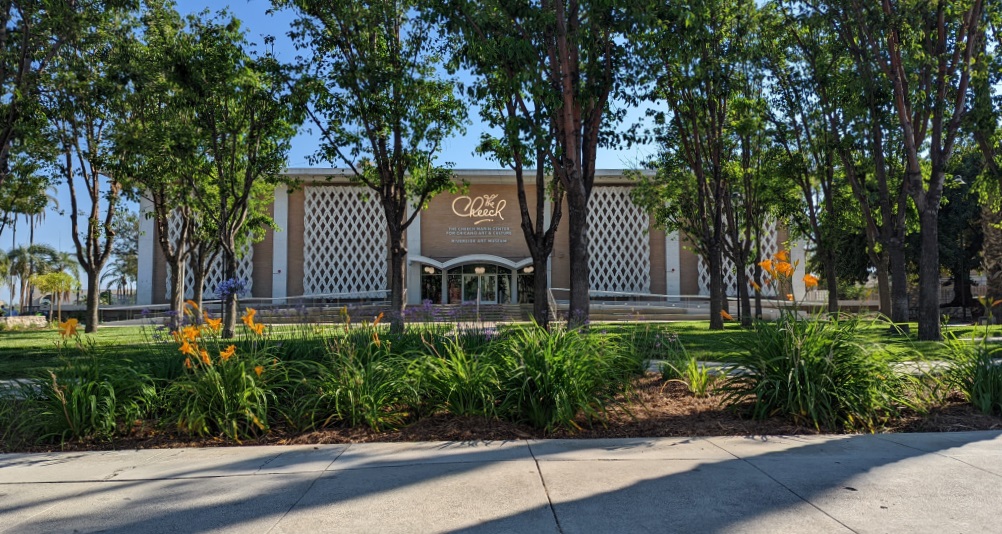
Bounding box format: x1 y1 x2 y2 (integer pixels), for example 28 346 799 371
463 274 497 303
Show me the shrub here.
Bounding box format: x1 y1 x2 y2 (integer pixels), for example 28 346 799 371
944 334 1002 416
418 337 500 418
720 313 906 431
495 324 630 431
36 356 156 442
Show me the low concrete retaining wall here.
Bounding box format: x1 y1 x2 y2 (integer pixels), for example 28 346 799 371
0 316 49 329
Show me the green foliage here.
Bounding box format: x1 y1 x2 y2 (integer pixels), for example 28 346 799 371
36 356 155 442
720 313 907 431
664 357 716 398
418 337 500 418
622 324 682 376
495 324 630 431
307 340 416 432
944 333 1002 416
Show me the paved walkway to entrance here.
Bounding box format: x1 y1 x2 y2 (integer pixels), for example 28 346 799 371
2 431 1000 533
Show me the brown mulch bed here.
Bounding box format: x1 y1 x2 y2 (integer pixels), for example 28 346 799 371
9 374 1001 453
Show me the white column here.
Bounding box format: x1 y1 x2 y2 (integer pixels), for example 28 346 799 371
406 207 423 305
271 186 289 304
665 230 681 300
136 197 155 305
791 241 808 300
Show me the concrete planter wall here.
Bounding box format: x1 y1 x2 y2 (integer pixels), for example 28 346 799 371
0 316 49 329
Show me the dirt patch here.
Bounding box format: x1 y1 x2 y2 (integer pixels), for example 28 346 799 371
10 374 1001 453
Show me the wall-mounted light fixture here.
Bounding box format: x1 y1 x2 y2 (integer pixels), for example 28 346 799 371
423 266 435 274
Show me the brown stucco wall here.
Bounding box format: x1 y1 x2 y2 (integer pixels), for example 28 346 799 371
420 184 534 261
649 226 667 294
250 199 274 299
286 188 306 298
679 234 701 296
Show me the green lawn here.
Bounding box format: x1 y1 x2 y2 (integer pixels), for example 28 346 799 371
1 320 999 379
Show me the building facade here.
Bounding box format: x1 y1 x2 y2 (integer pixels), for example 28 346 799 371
136 169 803 306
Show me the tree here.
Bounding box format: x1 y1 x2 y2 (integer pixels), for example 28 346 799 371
438 3 565 328
840 0 988 340
434 0 642 326
6 242 56 310
280 0 464 332
0 0 100 191
180 11 300 338
45 9 136 332
637 0 758 330
30 270 73 321
778 1 911 324
116 5 207 321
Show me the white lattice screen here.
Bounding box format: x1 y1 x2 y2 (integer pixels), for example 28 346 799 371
697 219 779 296
164 211 254 300
587 186 651 294
303 185 388 297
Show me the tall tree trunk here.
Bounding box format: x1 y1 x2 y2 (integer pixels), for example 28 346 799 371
708 243 724 330
85 271 100 333
873 252 891 317
168 260 185 330
917 208 941 340
887 238 909 326
982 205 1002 323
222 250 238 339
753 229 763 319
388 229 406 334
532 257 550 328
824 249 839 313
736 268 751 327
566 188 590 327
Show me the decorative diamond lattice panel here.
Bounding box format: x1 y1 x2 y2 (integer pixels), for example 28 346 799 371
303 185 388 297
697 219 779 296
587 186 651 294
165 211 254 300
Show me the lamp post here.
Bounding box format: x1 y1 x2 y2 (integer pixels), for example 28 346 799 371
474 266 485 322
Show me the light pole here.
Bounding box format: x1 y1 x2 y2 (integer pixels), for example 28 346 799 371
474 266 485 322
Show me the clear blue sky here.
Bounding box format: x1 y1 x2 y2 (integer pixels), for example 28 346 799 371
18 0 654 261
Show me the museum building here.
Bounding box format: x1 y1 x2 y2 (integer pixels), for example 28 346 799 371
136 169 799 307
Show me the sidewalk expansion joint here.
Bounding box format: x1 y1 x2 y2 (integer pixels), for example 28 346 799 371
265 443 351 534
526 442 565 534
874 435 1002 480
704 439 859 534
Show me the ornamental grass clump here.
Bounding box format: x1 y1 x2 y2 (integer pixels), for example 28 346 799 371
495 323 631 431
944 308 1002 416
720 312 907 431
417 336 501 418
294 313 417 432
31 319 156 442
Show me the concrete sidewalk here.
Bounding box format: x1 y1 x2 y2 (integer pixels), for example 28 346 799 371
1 432 1000 533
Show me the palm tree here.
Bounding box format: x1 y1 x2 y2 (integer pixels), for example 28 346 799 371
100 255 136 304
7 243 58 311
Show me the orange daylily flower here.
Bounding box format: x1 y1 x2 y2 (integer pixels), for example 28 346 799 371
254 365 264 377
786 293 794 301
750 281 762 292
203 314 222 332
774 250 790 262
220 345 236 361
58 318 79 338
200 349 211 366
758 259 774 274
241 307 257 327
720 310 734 321
181 325 199 342
373 312 384 326
775 262 794 277
803 274 819 289
184 357 193 369
178 340 197 356
250 322 265 336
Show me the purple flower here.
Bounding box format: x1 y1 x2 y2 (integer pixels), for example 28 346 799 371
215 278 249 300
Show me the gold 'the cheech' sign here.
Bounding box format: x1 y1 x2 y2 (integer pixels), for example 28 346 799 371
452 194 506 225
